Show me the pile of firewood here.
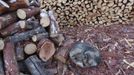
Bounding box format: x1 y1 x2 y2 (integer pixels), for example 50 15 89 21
41 0 134 27
0 0 66 75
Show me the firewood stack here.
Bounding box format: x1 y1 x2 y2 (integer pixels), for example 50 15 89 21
41 0 134 27
0 0 65 75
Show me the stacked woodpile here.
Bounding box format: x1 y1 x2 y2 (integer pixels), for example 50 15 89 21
0 0 65 75
41 0 134 27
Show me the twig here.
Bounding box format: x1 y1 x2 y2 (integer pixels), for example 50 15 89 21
104 60 114 75
119 67 127 75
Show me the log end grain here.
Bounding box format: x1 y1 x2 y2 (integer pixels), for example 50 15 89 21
24 43 37 55
40 17 50 27
38 39 56 62
17 9 26 19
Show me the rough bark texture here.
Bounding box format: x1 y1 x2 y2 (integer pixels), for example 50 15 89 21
25 55 54 75
3 41 19 75
8 27 46 43
0 0 29 15
15 43 24 61
32 32 49 42
0 12 18 30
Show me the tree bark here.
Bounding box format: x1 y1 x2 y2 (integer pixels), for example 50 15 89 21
0 12 18 30
0 0 30 15
8 27 46 43
3 41 19 75
25 55 53 75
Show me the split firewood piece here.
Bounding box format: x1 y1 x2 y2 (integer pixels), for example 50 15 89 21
0 12 18 30
15 43 24 61
28 0 40 7
0 54 4 75
24 42 37 55
8 26 46 43
48 10 59 37
0 0 9 8
38 39 56 62
25 55 54 75
40 9 50 27
32 32 49 42
48 11 64 46
17 7 40 19
3 41 19 75
0 38 4 51
0 0 30 15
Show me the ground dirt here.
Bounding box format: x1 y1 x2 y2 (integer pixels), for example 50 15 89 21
60 24 134 75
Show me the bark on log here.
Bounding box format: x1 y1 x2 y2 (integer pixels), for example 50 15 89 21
25 55 53 75
3 41 19 75
38 39 55 62
0 0 30 15
48 10 59 37
15 43 24 61
17 7 40 19
0 20 40 37
8 26 46 43
32 32 49 42
0 12 18 30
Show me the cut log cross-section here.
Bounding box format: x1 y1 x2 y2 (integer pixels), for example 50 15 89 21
38 39 56 62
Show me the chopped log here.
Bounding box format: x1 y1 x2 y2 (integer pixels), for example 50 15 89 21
25 55 54 75
18 20 39 29
3 41 19 75
8 26 46 43
32 32 49 42
40 9 50 27
24 43 37 55
15 43 24 61
0 12 18 30
48 10 59 37
0 0 30 15
0 38 4 51
0 20 40 37
17 7 40 19
38 39 55 62
48 11 64 46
